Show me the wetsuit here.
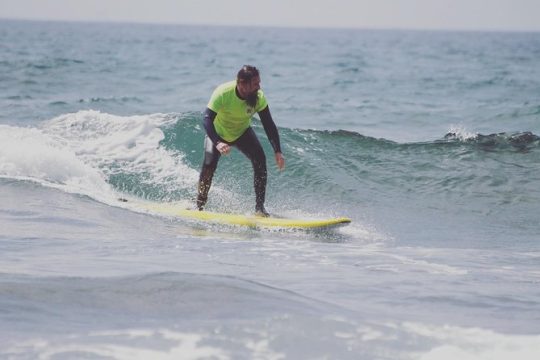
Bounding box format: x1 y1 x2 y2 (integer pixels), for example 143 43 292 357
197 81 281 212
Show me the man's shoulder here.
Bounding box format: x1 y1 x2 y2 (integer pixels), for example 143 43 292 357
213 80 237 95
208 80 237 110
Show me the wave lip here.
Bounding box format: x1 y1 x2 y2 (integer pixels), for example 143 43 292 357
0 110 199 206
444 130 540 151
77 96 144 104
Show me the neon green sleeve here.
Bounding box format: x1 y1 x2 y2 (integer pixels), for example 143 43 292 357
207 87 223 113
255 90 268 112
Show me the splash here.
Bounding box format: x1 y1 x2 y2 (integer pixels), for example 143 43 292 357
0 123 113 201
0 110 200 205
445 125 478 141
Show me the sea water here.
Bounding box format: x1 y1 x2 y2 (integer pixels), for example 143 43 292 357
1 19 540 359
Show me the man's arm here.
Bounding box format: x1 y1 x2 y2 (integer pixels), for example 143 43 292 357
258 106 281 153
202 108 221 144
258 106 285 170
203 108 231 155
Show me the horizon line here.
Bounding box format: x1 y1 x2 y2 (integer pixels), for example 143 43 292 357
1 16 539 34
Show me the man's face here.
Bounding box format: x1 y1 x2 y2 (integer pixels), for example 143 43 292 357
237 76 261 99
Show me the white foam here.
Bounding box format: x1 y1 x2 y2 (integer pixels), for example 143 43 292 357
43 110 199 191
447 125 477 141
245 337 286 360
4 329 229 360
0 124 113 201
1 110 200 207
273 207 389 243
403 322 540 360
338 221 390 243
388 254 468 275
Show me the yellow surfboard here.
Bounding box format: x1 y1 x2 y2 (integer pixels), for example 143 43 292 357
137 201 351 229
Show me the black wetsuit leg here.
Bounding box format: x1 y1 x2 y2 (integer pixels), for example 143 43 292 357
197 136 221 210
197 127 267 212
234 127 267 211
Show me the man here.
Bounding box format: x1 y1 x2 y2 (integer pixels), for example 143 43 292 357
197 65 285 216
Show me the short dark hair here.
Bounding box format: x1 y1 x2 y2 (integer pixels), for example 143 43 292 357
237 65 260 83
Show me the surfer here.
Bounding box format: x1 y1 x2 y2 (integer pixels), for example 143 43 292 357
196 65 285 216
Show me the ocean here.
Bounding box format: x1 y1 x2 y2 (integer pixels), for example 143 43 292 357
1 19 539 359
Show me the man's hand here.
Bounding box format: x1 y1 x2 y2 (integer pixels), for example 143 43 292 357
216 142 231 155
275 152 285 170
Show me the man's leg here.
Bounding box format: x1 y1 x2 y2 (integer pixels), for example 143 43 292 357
197 136 220 210
235 128 268 215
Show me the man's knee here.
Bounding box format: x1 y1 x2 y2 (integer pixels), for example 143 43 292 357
199 163 217 182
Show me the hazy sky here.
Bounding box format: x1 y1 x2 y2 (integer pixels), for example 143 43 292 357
1 0 539 31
